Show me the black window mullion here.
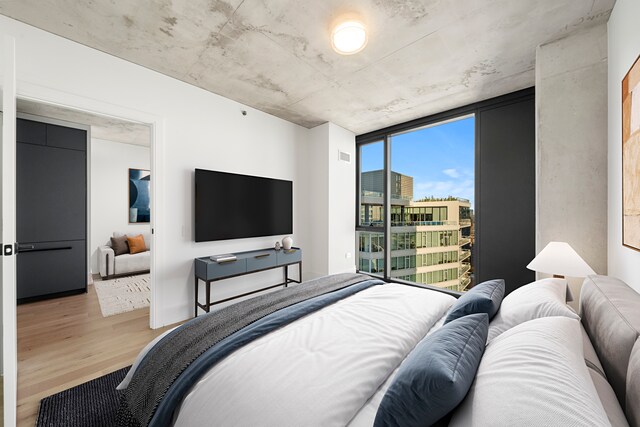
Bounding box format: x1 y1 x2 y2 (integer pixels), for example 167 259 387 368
383 135 391 282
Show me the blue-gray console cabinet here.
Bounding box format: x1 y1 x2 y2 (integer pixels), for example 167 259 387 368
194 247 302 317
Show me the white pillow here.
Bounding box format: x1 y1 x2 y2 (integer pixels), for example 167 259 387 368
487 278 578 341
449 316 610 427
116 325 178 390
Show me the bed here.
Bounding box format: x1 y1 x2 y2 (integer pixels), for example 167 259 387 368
115 273 640 427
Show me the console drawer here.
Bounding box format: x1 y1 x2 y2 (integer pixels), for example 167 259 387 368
277 248 301 265
207 258 247 279
247 252 277 271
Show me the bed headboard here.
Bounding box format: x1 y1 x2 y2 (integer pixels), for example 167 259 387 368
580 275 640 427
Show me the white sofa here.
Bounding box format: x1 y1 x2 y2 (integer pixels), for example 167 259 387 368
98 231 151 278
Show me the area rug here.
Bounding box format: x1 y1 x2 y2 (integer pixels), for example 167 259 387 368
94 274 150 317
36 366 129 427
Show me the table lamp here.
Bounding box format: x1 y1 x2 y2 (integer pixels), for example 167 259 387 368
526 241 595 278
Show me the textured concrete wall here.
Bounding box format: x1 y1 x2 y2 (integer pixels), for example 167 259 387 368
608 0 640 293
535 24 608 301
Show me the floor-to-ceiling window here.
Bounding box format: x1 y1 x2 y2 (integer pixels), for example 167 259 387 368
356 88 536 295
357 116 475 293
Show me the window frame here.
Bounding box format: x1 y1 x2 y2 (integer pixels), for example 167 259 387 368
355 88 536 296
355 108 478 296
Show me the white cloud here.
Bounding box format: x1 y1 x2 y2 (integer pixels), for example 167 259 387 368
442 168 460 178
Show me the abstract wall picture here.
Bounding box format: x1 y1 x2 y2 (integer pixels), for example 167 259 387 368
129 169 150 223
623 55 640 251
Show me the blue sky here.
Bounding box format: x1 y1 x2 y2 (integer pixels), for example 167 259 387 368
361 116 475 207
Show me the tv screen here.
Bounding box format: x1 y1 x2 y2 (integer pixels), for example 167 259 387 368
195 169 293 242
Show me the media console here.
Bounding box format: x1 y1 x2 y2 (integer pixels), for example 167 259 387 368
193 247 302 317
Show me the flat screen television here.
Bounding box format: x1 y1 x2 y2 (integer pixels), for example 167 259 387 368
195 169 293 242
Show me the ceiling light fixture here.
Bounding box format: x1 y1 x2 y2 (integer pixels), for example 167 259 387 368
331 20 367 55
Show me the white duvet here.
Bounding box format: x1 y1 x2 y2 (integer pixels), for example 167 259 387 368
171 283 455 426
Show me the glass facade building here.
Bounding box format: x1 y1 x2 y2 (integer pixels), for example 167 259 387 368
357 170 474 292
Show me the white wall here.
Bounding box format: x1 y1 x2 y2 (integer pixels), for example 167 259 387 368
327 123 356 274
0 111 3 375
298 122 356 280
300 124 329 279
0 16 309 326
90 138 150 273
608 0 640 292
535 24 609 301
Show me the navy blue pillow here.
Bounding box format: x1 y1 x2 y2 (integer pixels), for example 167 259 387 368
444 278 505 324
373 313 489 427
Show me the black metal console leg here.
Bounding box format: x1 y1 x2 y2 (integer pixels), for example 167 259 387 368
206 280 211 313
194 276 199 317
284 265 288 288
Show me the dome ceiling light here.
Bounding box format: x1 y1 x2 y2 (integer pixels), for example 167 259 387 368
331 19 368 55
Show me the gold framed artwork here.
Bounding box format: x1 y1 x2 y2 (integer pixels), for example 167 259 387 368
623 55 640 251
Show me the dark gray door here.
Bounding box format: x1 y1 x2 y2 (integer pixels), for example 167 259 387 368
16 118 87 301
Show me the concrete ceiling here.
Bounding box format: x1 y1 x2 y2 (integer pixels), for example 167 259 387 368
1 1 615 134
17 99 151 146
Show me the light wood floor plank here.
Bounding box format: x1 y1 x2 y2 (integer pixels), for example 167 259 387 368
17 284 179 427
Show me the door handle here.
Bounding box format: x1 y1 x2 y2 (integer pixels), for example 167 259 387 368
17 244 72 253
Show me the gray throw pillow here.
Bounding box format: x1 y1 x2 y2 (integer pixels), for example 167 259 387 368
110 235 129 256
374 313 489 427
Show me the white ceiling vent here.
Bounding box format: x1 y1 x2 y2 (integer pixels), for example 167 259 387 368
338 150 352 163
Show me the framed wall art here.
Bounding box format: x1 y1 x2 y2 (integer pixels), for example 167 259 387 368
129 168 150 223
623 55 640 251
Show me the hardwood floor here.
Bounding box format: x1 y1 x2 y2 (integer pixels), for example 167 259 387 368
17 284 178 426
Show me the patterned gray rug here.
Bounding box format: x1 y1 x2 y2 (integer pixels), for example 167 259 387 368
94 274 150 317
36 366 129 427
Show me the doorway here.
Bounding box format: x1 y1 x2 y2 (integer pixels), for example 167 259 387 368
13 98 159 425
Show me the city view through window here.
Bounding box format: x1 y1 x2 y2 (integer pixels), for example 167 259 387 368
358 116 475 292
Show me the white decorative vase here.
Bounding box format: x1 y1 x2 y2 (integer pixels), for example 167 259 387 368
282 236 293 250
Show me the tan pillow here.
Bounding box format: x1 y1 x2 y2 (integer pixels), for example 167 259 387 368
127 234 147 254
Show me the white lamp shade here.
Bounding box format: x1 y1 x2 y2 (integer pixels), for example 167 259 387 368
526 242 596 277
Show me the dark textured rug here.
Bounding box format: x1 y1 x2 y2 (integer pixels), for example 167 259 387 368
36 366 130 427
